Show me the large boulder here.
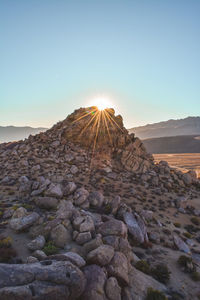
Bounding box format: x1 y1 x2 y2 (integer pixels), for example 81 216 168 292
82 265 107 300
123 212 148 244
173 235 190 254
50 224 71 248
0 260 86 300
27 235 45 251
98 219 127 238
34 197 59 209
105 277 121 300
107 252 129 286
10 212 40 232
45 183 63 198
87 245 115 266
74 188 89 206
88 191 104 208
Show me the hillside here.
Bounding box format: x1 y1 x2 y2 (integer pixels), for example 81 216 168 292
143 135 200 154
0 126 47 143
130 116 200 139
0 107 200 300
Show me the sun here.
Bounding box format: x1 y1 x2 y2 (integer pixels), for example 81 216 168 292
92 97 112 111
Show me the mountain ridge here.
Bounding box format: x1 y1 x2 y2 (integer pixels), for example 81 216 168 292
0 125 47 143
129 116 200 139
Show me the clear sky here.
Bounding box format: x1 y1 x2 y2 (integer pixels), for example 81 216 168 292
1 0 200 128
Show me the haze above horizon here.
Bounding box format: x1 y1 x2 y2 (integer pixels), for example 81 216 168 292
1 0 200 128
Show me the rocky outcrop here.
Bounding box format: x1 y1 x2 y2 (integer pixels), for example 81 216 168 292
0 106 199 300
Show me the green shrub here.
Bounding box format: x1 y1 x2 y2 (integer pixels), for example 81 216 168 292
190 217 200 226
12 205 19 211
178 255 192 267
0 237 12 248
183 232 192 239
174 222 181 228
151 264 170 284
177 255 194 273
135 260 151 274
22 204 33 210
145 288 167 300
43 241 59 256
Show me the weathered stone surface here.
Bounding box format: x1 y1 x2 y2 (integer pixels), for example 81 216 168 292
27 256 39 263
27 235 45 251
87 245 114 266
63 182 77 196
43 252 86 268
0 260 86 300
56 200 74 220
98 219 127 238
12 207 27 219
76 232 92 245
33 250 47 260
45 183 63 198
107 252 129 285
126 266 167 300
173 235 190 254
88 191 104 208
73 215 95 232
10 212 40 232
105 277 121 300
34 196 59 209
83 234 103 253
82 265 107 300
50 224 71 248
123 212 147 244
74 188 89 206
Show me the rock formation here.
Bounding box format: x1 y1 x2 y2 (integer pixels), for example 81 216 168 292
0 107 200 300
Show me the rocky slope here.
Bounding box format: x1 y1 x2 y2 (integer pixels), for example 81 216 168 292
0 107 200 300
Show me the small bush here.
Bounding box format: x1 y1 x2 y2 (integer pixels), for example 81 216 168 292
177 255 194 273
178 255 192 267
184 224 199 233
145 287 167 300
151 264 171 284
0 236 12 248
183 232 192 239
174 222 181 228
22 204 33 210
190 217 200 226
135 260 151 274
43 241 59 256
12 205 19 211
191 271 200 281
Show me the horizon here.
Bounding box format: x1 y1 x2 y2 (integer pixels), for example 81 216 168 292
1 0 200 128
0 113 200 130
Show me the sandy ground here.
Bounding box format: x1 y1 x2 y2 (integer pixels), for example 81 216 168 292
153 153 200 177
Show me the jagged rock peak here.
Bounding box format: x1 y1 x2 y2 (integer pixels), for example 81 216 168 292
46 106 154 173
49 106 128 149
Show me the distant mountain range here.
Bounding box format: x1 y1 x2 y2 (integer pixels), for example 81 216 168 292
129 116 200 139
143 135 200 154
0 126 47 143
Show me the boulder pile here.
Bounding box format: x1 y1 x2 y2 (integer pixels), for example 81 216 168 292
0 107 199 299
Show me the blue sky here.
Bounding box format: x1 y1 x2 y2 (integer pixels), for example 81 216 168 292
1 0 200 128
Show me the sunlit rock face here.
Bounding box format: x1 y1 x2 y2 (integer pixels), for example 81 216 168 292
49 106 153 173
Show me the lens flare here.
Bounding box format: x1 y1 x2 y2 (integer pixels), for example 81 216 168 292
92 97 112 111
